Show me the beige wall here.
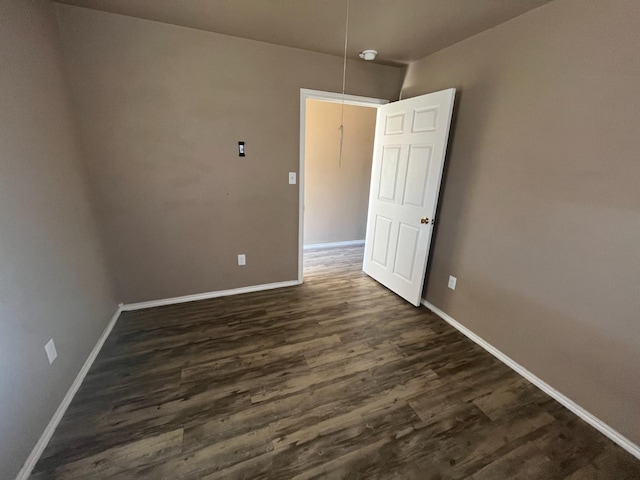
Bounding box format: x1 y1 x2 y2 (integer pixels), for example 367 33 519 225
403 0 640 444
55 5 404 303
0 1 117 478
304 100 377 245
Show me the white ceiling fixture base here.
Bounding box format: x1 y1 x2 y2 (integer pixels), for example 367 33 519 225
359 49 377 60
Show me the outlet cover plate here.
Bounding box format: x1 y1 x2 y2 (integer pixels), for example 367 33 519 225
237 254 246 266
448 275 457 290
45 339 57 364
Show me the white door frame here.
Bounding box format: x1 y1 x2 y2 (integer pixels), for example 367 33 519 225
298 88 389 282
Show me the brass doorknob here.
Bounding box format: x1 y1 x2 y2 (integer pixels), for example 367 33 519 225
420 217 429 224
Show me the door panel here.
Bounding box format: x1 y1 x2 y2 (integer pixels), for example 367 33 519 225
384 113 405 135
363 89 455 306
371 215 392 267
393 223 420 281
412 107 438 132
402 145 432 207
378 146 401 202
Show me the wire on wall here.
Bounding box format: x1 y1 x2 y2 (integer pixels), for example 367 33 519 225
338 0 350 167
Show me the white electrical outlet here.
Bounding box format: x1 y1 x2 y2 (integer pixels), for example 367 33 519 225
44 339 57 364
237 254 246 266
448 275 457 290
288 172 297 185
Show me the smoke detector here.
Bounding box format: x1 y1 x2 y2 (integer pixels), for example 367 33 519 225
359 49 377 61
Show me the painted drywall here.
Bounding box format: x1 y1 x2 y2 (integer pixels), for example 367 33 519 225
0 1 117 478
402 0 640 444
304 100 377 245
55 5 405 303
54 0 551 63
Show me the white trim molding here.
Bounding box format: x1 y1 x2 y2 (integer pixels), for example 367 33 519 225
298 88 389 284
16 305 124 480
303 239 365 250
122 280 300 311
421 299 640 461
300 88 389 107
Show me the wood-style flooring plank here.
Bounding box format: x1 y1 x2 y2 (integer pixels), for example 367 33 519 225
31 246 640 479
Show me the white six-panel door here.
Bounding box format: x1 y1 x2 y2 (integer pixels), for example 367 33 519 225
363 89 455 306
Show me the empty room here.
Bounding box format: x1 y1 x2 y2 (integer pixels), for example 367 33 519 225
1 0 639 479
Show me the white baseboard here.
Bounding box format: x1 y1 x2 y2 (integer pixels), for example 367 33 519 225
303 239 365 250
121 280 301 311
16 305 123 480
421 299 640 461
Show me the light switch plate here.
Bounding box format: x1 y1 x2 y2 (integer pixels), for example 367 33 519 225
288 172 297 185
45 338 57 364
448 275 457 290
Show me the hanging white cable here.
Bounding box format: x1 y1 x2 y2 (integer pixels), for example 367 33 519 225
338 0 350 167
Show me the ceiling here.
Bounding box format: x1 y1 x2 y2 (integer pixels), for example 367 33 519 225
55 0 552 65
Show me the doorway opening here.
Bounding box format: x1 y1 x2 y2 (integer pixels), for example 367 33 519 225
298 89 388 282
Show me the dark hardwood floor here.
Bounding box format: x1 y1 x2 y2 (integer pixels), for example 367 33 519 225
32 246 640 479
